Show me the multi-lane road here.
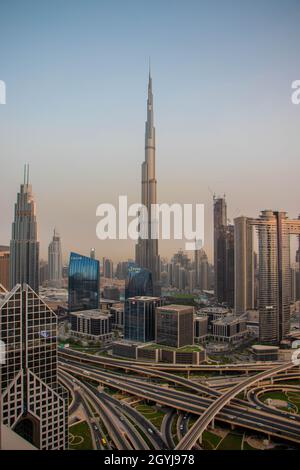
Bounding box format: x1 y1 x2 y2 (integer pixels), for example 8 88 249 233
58 349 300 450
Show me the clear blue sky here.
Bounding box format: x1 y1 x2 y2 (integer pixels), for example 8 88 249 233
0 0 300 262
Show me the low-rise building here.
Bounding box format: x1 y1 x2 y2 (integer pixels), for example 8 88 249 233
252 345 279 361
70 309 112 342
110 304 124 330
194 315 208 341
211 315 247 343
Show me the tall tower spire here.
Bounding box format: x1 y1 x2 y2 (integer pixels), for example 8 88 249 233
135 67 160 295
10 166 39 291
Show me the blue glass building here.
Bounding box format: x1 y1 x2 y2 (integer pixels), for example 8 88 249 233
68 252 100 312
124 296 162 342
125 264 153 300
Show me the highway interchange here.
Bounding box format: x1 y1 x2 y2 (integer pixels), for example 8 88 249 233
58 348 300 450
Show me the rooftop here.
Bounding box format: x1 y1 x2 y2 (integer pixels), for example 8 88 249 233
156 304 194 313
143 343 203 352
127 296 161 302
100 298 120 304
199 307 230 314
212 315 244 325
252 345 279 351
70 309 111 320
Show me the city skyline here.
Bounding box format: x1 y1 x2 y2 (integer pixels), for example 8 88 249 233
1 1 300 456
1 1 300 263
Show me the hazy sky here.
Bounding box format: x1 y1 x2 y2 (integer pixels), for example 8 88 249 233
0 0 300 263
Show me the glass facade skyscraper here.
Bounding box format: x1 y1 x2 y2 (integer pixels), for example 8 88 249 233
124 296 162 342
68 252 100 312
125 265 153 300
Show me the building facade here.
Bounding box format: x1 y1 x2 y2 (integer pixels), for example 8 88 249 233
48 229 62 288
9 165 39 292
234 216 254 314
70 309 112 342
68 252 100 312
135 70 160 295
234 211 300 344
124 296 162 342
125 265 153 300
0 283 68 449
155 305 194 348
0 247 10 290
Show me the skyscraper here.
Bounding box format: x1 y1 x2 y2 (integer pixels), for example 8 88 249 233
124 296 162 342
213 196 235 307
48 229 62 288
135 69 160 295
226 224 235 308
234 211 300 343
102 257 114 279
195 248 209 291
256 211 291 344
0 283 68 449
234 216 254 315
125 265 153 300
9 165 39 292
213 196 227 303
68 252 100 312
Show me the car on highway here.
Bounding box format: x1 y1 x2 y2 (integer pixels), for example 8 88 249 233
148 428 153 434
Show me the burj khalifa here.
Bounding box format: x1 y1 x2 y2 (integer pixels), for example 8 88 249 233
135 69 160 294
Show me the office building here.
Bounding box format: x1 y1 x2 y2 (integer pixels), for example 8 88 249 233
251 345 279 361
194 316 208 341
110 304 124 329
48 229 62 288
155 305 194 348
9 165 39 292
70 309 112 342
102 257 113 278
213 196 235 307
211 315 247 343
0 283 68 449
213 196 227 303
103 285 120 301
226 224 235 308
195 248 209 291
68 252 100 312
125 265 153 300
135 69 160 295
124 296 162 342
